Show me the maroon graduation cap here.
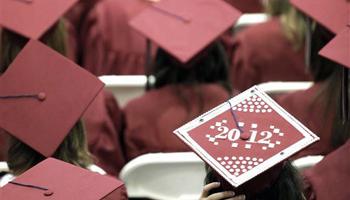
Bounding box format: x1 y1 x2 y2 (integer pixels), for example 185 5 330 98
0 158 124 199
0 0 78 39
129 0 242 64
0 40 104 157
174 86 319 187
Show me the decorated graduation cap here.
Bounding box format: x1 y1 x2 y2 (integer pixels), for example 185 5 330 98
174 86 319 190
0 0 78 39
0 158 125 199
291 0 350 121
0 39 104 157
129 0 242 64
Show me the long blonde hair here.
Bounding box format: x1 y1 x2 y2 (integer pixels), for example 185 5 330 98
264 0 307 50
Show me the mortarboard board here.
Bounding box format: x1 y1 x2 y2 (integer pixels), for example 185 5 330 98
0 158 125 199
0 39 104 157
174 86 319 188
0 0 78 39
129 0 242 63
290 0 347 34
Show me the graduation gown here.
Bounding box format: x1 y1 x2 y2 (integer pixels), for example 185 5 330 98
224 0 262 13
83 90 125 176
304 140 350 200
123 84 231 161
229 18 311 91
81 0 153 76
275 83 335 159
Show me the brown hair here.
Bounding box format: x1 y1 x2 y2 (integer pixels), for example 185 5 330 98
0 19 67 73
7 121 93 176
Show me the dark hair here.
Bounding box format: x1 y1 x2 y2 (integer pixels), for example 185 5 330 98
204 161 304 200
152 40 232 92
150 40 232 114
309 24 337 82
7 121 93 175
0 19 67 74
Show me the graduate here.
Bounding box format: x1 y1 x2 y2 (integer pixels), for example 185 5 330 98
0 0 125 176
81 0 155 75
281 0 350 199
276 0 348 159
0 41 127 200
229 0 312 91
0 40 98 183
174 86 319 199
123 0 241 161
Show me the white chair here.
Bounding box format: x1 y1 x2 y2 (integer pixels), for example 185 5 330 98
258 81 314 95
119 152 206 200
0 161 9 173
99 75 147 107
292 155 324 172
234 13 269 32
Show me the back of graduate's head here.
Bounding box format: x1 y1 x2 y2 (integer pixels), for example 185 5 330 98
0 19 67 74
7 120 92 176
152 40 232 93
204 161 304 200
263 0 307 51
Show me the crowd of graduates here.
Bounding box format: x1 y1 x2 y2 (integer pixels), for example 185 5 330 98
0 0 349 199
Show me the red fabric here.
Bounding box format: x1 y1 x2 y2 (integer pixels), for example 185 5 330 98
83 90 125 176
229 18 312 91
123 84 231 161
81 0 153 75
304 140 350 200
275 83 335 159
65 0 101 64
224 0 262 13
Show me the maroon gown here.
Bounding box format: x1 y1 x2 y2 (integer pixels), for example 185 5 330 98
80 0 153 75
83 90 125 176
123 84 231 162
224 0 263 13
229 18 311 91
304 140 350 200
275 83 335 159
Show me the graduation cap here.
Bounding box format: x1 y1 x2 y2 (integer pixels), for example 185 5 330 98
290 0 348 34
0 39 104 157
291 0 350 121
129 0 242 64
0 158 125 199
0 0 78 39
174 86 319 189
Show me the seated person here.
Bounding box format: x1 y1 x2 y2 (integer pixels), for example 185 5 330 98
122 0 241 161
229 0 311 91
0 0 125 176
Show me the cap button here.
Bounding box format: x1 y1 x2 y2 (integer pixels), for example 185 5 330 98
37 92 46 101
43 190 54 197
240 132 251 140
